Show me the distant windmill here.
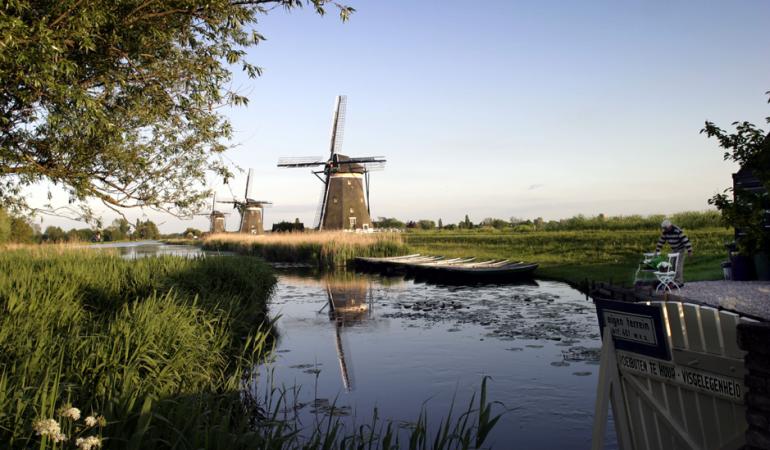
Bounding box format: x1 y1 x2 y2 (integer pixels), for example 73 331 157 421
219 169 271 234
277 96 386 230
195 194 228 234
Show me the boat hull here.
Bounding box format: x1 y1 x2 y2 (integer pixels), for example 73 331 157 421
354 255 538 284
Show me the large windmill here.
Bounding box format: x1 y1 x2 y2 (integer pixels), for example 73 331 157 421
277 96 386 231
219 169 271 234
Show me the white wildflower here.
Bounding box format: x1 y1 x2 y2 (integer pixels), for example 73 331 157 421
84 415 98 427
59 406 81 421
51 431 67 443
33 419 61 437
76 436 102 450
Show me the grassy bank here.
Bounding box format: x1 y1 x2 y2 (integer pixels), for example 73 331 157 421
0 248 276 449
0 248 502 449
203 231 406 268
404 228 733 286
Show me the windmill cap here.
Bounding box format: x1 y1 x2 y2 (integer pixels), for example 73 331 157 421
661 219 672 228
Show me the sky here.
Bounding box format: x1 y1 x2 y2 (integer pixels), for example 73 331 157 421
34 0 770 233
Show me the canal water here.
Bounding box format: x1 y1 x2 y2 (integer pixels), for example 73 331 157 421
261 270 617 449
105 242 616 448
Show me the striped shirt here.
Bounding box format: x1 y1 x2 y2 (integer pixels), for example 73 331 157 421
656 226 692 253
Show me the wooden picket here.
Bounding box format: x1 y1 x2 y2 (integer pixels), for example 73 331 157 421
593 300 754 450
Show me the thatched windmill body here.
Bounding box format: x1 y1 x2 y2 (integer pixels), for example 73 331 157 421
219 169 271 234
278 96 385 230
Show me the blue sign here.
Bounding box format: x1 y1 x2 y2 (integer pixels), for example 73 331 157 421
595 298 670 361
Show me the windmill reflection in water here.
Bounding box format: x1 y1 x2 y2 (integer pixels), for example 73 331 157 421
321 274 374 392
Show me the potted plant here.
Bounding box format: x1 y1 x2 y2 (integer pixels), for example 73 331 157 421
710 189 767 280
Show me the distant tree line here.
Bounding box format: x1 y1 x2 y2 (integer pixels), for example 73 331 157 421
272 219 305 233
373 211 723 232
0 209 168 244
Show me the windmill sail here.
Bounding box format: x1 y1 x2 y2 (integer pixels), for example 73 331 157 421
328 95 346 157
277 156 325 168
244 168 254 200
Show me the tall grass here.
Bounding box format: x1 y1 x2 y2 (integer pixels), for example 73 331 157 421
0 249 503 449
203 231 407 268
0 249 276 449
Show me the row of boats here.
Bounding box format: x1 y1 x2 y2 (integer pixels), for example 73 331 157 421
354 254 538 283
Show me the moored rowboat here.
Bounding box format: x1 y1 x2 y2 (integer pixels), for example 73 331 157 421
354 254 538 282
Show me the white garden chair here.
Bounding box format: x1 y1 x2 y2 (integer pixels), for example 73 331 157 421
653 253 680 294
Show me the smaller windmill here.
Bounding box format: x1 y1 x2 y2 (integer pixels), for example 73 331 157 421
278 96 386 230
219 169 271 234
195 194 228 234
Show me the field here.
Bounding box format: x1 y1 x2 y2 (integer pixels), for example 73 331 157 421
404 228 734 287
203 231 406 268
0 247 500 449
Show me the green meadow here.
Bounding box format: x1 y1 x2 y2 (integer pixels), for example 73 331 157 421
403 227 733 287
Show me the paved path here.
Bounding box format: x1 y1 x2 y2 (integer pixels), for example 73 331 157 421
675 281 770 321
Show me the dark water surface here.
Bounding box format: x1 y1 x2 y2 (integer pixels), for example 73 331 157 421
101 242 616 448
260 269 617 449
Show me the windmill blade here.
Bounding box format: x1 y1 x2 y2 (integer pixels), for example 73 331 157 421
314 171 331 229
328 95 346 158
360 162 386 171
245 199 272 205
333 156 386 171
244 168 254 199
277 156 326 168
337 156 386 164
211 194 216 212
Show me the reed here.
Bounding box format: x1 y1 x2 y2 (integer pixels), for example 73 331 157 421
0 249 276 449
0 248 502 449
203 231 407 268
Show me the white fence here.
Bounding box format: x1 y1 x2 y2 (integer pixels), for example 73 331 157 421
592 299 755 450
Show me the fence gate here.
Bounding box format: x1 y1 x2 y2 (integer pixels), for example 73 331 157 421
592 298 753 450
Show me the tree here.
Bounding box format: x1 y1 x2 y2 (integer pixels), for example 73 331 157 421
437 218 443 229
43 226 66 242
9 216 35 242
459 214 473 229
481 217 508 229
373 217 405 229
0 208 10 242
103 218 131 241
183 227 203 238
703 92 770 254
417 219 436 230
0 0 353 219
272 221 304 232
134 220 160 240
